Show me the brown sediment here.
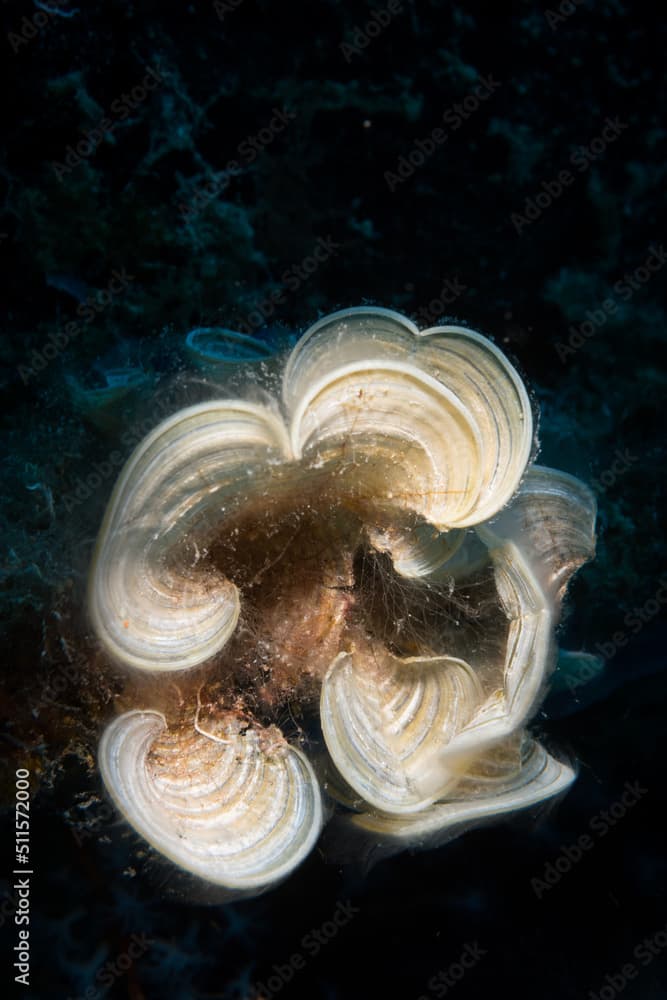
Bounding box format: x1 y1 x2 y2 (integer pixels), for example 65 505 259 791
204 471 364 719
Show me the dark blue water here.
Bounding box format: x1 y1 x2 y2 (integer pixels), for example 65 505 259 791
1 2 665 998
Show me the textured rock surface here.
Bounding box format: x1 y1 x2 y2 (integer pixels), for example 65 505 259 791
1 2 665 997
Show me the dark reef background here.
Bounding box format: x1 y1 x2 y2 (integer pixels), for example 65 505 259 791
1 1 666 998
